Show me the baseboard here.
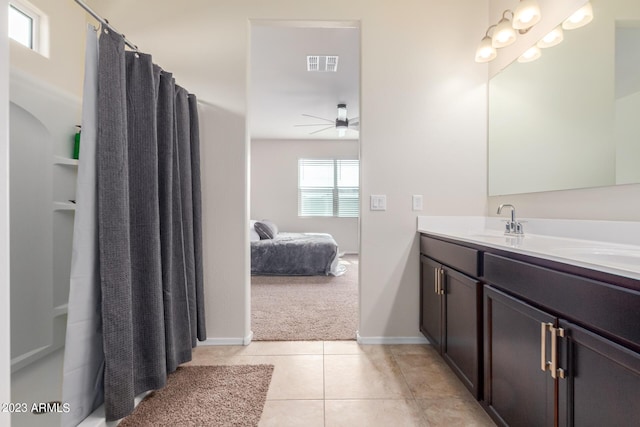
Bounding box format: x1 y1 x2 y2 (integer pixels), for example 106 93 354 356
199 331 254 347
243 331 254 345
356 332 429 345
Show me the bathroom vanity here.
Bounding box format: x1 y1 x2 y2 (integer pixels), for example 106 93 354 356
418 216 640 427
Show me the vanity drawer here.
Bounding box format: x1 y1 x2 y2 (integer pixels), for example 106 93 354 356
484 253 640 350
420 235 480 277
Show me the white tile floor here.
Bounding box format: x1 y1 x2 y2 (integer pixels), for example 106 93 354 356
187 341 496 427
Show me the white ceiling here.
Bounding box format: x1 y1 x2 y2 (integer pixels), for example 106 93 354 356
83 1 360 141
249 25 360 140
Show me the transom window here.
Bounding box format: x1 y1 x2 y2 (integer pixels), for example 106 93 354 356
8 0 46 55
298 159 359 218
8 4 33 48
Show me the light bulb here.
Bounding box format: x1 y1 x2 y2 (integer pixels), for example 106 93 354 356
513 0 542 30
475 36 497 62
518 46 542 63
337 104 347 121
492 17 517 48
563 2 594 30
537 26 564 48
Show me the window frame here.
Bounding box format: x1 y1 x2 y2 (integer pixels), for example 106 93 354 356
298 158 360 218
8 0 43 54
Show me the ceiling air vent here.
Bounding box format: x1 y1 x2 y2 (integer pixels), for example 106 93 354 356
307 55 339 72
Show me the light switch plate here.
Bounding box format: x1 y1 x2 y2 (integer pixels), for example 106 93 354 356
370 195 387 211
412 195 423 211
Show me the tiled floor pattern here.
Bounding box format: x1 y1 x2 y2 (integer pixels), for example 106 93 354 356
187 341 496 427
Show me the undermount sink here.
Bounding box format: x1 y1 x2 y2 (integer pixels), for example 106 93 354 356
549 247 640 269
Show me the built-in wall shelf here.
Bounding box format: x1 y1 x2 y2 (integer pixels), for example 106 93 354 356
53 303 68 317
53 155 79 166
53 201 76 211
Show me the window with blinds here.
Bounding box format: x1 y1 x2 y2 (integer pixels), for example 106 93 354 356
298 159 359 218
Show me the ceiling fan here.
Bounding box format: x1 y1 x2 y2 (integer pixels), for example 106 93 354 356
295 103 359 137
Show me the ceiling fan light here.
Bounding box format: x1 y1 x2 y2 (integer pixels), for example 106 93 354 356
337 103 348 121
562 2 594 30
492 17 517 48
518 46 542 63
537 26 563 48
337 128 347 138
513 0 542 30
475 36 497 62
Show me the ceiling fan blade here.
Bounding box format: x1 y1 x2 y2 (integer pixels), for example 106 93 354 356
348 116 359 122
302 114 334 123
349 121 360 128
309 125 335 135
294 123 332 127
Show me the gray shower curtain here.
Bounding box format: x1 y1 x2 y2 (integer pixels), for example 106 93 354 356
96 27 206 421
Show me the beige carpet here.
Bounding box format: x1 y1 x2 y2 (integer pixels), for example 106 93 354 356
118 365 274 427
251 255 358 341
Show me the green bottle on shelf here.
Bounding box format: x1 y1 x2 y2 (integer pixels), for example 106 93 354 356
73 125 81 160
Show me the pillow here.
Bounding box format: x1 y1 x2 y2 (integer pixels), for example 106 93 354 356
254 220 278 239
249 220 260 242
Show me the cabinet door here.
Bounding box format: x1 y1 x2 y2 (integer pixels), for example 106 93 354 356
484 286 555 427
442 268 482 399
420 255 442 351
558 320 640 427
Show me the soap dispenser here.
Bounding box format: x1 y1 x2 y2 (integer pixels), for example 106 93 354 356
73 125 81 160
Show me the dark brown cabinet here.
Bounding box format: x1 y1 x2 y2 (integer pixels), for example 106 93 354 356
419 232 640 427
420 236 482 399
484 286 640 427
558 320 640 427
484 286 555 427
420 256 442 351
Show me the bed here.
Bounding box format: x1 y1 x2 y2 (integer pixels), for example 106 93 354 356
250 220 345 276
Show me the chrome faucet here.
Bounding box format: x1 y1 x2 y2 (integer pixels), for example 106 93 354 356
497 203 524 235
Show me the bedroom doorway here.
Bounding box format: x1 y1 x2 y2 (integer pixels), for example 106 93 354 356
248 20 361 341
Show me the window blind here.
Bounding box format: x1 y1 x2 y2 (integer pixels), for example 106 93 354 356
298 159 359 218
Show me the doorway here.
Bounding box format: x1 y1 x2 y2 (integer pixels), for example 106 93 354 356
248 21 361 341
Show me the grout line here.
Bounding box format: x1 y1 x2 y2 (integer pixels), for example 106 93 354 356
322 341 326 427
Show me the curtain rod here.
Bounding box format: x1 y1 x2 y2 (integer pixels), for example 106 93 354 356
73 0 138 51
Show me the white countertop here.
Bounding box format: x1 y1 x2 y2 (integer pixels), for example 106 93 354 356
417 216 640 281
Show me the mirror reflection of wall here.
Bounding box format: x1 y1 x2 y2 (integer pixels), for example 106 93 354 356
488 0 640 196
615 23 640 185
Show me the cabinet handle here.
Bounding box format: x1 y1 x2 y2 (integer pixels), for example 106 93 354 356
540 322 551 372
550 326 566 379
438 268 445 295
434 268 439 295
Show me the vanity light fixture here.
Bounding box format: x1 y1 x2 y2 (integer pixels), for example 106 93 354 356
562 2 593 30
475 2 543 63
492 11 518 48
537 26 563 48
518 45 542 63
475 25 498 63
513 0 542 30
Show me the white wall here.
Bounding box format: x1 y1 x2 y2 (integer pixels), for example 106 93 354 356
87 0 490 342
488 0 640 220
251 139 359 254
1 0 12 423
198 103 252 341
615 91 640 185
